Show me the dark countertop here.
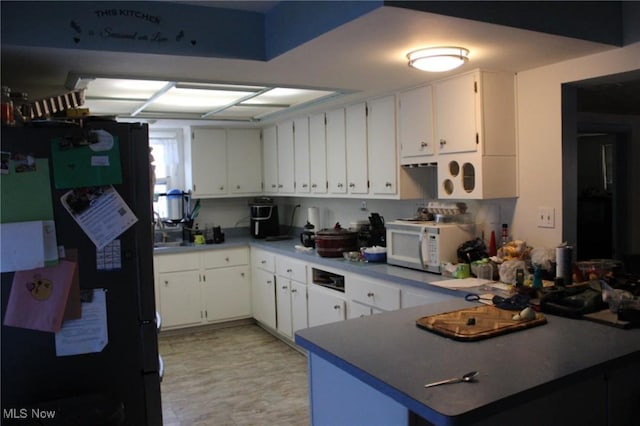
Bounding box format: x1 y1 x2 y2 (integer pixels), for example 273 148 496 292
295 299 640 425
154 230 459 296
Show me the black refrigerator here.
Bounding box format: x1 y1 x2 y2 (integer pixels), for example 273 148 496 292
1 121 162 425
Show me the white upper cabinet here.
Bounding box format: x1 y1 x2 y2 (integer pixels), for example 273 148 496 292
262 125 278 194
309 113 327 194
434 72 478 154
435 70 517 199
186 128 227 197
227 129 262 194
367 95 397 195
325 108 347 194
294 117 311 194
398 85 435 164
345 102 368 194
276 120 296 194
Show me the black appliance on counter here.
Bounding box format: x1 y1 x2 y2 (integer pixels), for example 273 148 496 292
358 212 386 247
250 197 279 239
1 122 162 425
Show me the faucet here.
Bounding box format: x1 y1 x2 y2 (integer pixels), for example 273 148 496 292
153 212 168 242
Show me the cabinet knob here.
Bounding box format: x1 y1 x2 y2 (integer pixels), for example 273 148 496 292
164 280 168 286
333 305 341 310
337 183 344 188
282 285 288 290
241 272 245 277
267 280 273 284
291 288 297 293
271 184 277 188
286 268 292 273
311 183 317 188
440 139 447 147
385 182 392 188
420 141 429 148
225 257 230 262
349 182 355 188
367 292 375 297
261 260 266 264
278 184 283 188
302 183 308 188
236 185 241 189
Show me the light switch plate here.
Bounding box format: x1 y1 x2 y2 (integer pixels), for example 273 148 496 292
537 207 555 228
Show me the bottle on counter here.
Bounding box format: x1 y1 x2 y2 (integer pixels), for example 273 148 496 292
488 231 497 256
1 86 15 126
501 224 509 246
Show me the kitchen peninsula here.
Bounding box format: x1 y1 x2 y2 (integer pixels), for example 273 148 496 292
295 299 640 426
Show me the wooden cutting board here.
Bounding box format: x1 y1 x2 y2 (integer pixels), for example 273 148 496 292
416 305 547 341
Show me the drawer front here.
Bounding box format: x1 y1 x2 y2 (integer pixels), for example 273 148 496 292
155 253 200 273
202 247 249 268
251 248 275 272
275 256 307 283
347 275 400 311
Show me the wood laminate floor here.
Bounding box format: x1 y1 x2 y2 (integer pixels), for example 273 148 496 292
159 324 310 426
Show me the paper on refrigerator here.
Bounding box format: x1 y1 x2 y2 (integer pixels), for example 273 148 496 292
55 289 108 356
60 185 138 250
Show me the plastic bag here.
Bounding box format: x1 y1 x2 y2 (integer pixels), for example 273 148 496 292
498 259 526 284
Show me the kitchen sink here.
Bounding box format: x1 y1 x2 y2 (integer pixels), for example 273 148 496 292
153 241 185 249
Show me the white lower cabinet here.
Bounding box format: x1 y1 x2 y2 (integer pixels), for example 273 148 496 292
275 256 308 340
251 248 277 329
307 285 347 327
157 270 203 328
347 273 401 314
155 247 251 330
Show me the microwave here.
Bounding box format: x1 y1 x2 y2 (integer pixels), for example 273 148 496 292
386 221 476 273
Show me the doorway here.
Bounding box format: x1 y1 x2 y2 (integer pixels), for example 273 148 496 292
562 70 640 272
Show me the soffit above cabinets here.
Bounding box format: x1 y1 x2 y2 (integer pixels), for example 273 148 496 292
68 75 343 122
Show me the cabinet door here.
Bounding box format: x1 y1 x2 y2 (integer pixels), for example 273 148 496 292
367 95 397 195
347 274 400 312
398 86 435 162
276 120 296 193
325 108 347 194
251 267 277 329
307 285 346 327
290 281 308 335
276 278 293 338
228 129 262 194
189 128 227 196
434 72 478 154
157 270 202 329
262 126 278 193
345 102 368 194
203 266 251 322
348 301 373 319
309 113 327 194
294 117 311 194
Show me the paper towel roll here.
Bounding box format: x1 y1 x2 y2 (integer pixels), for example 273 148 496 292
308 207 320 231
556 245 573 285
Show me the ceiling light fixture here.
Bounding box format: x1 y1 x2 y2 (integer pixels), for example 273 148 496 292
407 47 469 72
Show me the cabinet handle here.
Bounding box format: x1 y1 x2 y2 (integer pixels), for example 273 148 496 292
219 186 224 191
164 280 168 286
333 305 341 310
271 184 277 188
302 183 308 188
241 272 245 277
337 183 344 188
202 274 206 282
385 182 392 188
440 139 447 147
261 260 267 264
267 280 273 284
311 183 317 188
420 141 429 148
367 292 375 297
349 182 355 188
291 288 297 293
236 185 241 189
225 257 229 262
282 285 288 290
286 268 292 273
278 184 283 188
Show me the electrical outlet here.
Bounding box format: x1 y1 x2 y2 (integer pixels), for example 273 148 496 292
537 207 555 228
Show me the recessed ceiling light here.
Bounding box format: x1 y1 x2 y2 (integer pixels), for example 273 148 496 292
407 47 469 72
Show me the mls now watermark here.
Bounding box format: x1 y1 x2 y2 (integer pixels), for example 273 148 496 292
3 407 57 420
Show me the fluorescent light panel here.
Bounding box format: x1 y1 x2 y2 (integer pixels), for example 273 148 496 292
80 77 341 120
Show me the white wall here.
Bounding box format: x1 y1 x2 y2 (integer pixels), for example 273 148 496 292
514 42 640 250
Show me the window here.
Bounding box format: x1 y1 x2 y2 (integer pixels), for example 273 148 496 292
150 130 184 219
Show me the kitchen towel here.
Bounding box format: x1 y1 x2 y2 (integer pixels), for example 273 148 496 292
308 207 320 231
